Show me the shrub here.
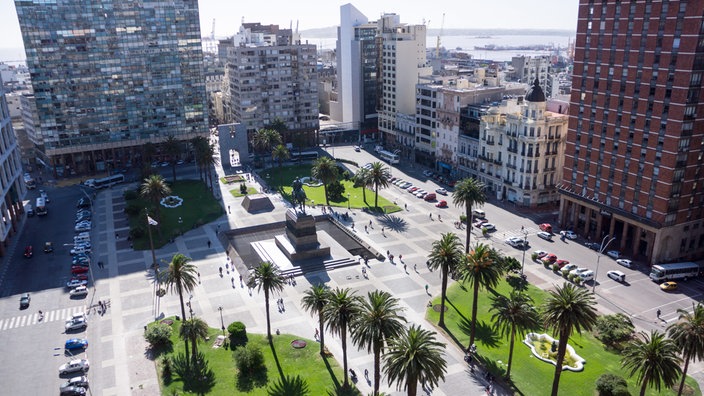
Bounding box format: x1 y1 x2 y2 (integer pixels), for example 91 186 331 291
552 263 560 272
595 314 635 348
240 183 247 194
161 356 173 384
124 190 138 200
145 323 172 349
228 321 248 346
595 373 630 396
459 215 467 223
124 203 142 215
233 344 267 391
531 253 538 261
326 180 346 201
129 226 145 240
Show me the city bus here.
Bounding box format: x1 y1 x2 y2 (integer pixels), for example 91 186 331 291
24 173 36 189
378 150 400 164
290 151 319 162
649 262 701 282
36 197 47 216
85 173 125 189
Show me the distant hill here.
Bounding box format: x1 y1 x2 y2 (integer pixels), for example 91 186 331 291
300 26 575 38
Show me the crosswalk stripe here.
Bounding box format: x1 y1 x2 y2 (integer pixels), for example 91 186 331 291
0 305 89 331
8 317 16 328
19 316 26 327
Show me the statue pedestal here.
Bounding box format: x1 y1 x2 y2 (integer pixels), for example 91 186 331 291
275 209 330 261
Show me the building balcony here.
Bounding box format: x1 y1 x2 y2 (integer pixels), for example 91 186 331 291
485 140 495 146
506 163 517 170
507 147 518 154
503 178 514 185
493 159 502 165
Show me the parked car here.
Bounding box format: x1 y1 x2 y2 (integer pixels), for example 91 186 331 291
607 250 620 259
65 338 89 351
19 293 30 309
65 318 88 331
505 237 523 248
400 182 412 189
569 267 590 277
24 245 33 258
579 270 595 282
354 145 361 152
607 270 626 282
556 259 570 268
472 209 486 219
473 219 489 228
70 286 89 297
533 250 548 259
408 187 419 193
27 205 35 216
74 224 91 232
481 223 496 232
59 385 86 396
423 170 433 177
416 191 427 199
66 279 88 289
70 275 89 282
537 231 553 241
435 200 448 208
561 264 578 275
76 198 90 209
423 193 437 201
541 253 558 264
71 266 90 275
539 223 553 233
61 375 89 389
560 230 578 240
435 188 448 195
660 281 678 291
585 242 601 251
616 259 633 268
59 359 90 375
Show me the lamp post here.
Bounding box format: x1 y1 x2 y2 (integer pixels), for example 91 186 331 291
520 230 529 276
592 236 616 293
347 193 351 209
218 306 225 335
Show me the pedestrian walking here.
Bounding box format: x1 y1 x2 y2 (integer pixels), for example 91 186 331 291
364 225 368 233
364 368 369 380
429 213 433 220
399 254 403 262
228 205 231 214
425 284 429 294
315 328 319 339
207 240 211 248
381 227 385 236
369 220 372 227
403 263 407 272
404 203 407 210
198 272 201 283
414 264 417 272
657 308 662 318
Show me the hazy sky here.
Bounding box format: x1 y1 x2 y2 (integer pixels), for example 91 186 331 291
1 0 578 50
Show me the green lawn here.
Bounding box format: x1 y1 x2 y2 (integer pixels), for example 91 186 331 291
156 318 346 395
125 179 224 250
426 277 701 396
229 186 259 197
259 164 401 213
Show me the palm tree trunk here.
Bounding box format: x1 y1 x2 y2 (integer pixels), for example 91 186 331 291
375 184 379 209
191 334 197 364
407 377 417 396
373 342 381 395
468 281 479 348
323 183 329 205
177 290 190 362
318 313 325 356
265 290 272 339
465 205 472 253
550 331 569 396
678 357 690 396
342 326 349 385
361 185 367 203
507 324 516 377
439 264 449 327
172 164 176 183
639 374 649 396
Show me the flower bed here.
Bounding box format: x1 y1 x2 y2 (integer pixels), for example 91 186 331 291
523 332 585 372
160 195 184 208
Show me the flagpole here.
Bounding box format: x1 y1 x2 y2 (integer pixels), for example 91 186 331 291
147 209 160 319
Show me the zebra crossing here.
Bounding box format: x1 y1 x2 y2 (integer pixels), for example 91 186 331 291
0 306 86 331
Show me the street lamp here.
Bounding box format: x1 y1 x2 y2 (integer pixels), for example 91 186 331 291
520 230 529 276
592 236 616 293
218 306 225 335
347 193 351 209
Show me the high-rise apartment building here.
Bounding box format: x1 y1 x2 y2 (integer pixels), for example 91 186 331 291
222 23 319 146
14 0 208 176
0 74 27 256
559 0 704 264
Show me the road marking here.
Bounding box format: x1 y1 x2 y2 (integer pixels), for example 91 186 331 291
0 306 86 331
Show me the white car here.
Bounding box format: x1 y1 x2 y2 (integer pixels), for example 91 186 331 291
505 237 522 247
423 170 433 177
560 230 578 240
569 267 589 276
74 224 91 232
59 359 90 375
607 250 620 259
616 259 632 268
400 182 412 189
435 188 448 195
537 231 553 241
416 191 427 198
68 313 87 322
65 317 88 331
481 223 496 231
66 279 88 289
40 190 50 203
70 286 89 297
579 270 595 282
534 250 548 259
607 270 626 282
561 264 578 275
61 375 89 390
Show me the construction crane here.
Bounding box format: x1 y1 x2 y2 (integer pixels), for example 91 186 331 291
435 13 445 59
211 18 215 40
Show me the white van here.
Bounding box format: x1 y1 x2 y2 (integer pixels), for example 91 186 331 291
579 270 595 282
26 204 34 217
472 209 486 219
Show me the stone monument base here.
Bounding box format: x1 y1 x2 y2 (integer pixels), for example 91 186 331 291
275 235 330 261
241 194 274 213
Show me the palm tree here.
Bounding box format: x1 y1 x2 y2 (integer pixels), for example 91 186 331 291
253 128 282 168
163 135 182 183
383 325 448 396
160 253 198 361
368 162 391 209
451 178 487 253
427 233 464 327
180 317 209 364
272 144 290 168
322 287 361 386
268 374 310 396
140 174 171 222
301 284 330 356
541 283 599 396
270 117 288 143
203 141 220 191
351 290 406 396
248 261 286 340
461 243 502 348
311 156 339 206
489 291 540 378
667 303 704 396
353 167 372 204
622 330 683 396
190 136 209 181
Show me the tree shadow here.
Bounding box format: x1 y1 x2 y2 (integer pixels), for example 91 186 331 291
505 275 528 291
268 338 286 379
171 352 216 394
457 318 500 348
376 214 408 233
322 355 341 390
445 296 470 323
267 374 310 396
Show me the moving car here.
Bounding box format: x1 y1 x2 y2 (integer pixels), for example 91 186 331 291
607 270 626 282
19 293 30 309
59 359 90 375
539 223 553 233
660 281 678 291
481 223 496 231
44 241 54 253
616 259 633 268
354 145 361 152
533 250 548 259
40 189 50 203
435 188 448 195
537 231 553 241
24 245 33 258
607 250 621 259
505 237 524 248
65 317 88 331
66 279 89 289
560 230 578 240
435 200 448 208
65 338 89 350
70 286 89 297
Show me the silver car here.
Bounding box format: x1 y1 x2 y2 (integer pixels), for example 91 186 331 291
65 317 88 331
59 359 90 375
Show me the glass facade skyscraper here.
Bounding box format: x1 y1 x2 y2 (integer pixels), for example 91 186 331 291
15 0 208 175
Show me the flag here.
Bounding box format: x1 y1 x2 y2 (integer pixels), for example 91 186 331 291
147 215 158 226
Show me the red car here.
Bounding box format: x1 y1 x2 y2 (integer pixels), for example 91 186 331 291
556 259 570 268
539 223 553 233
424 193 437 201
436 200 448 208
541 254 558 264
71 274 89 281
24 245 33 258
71 266 90 274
